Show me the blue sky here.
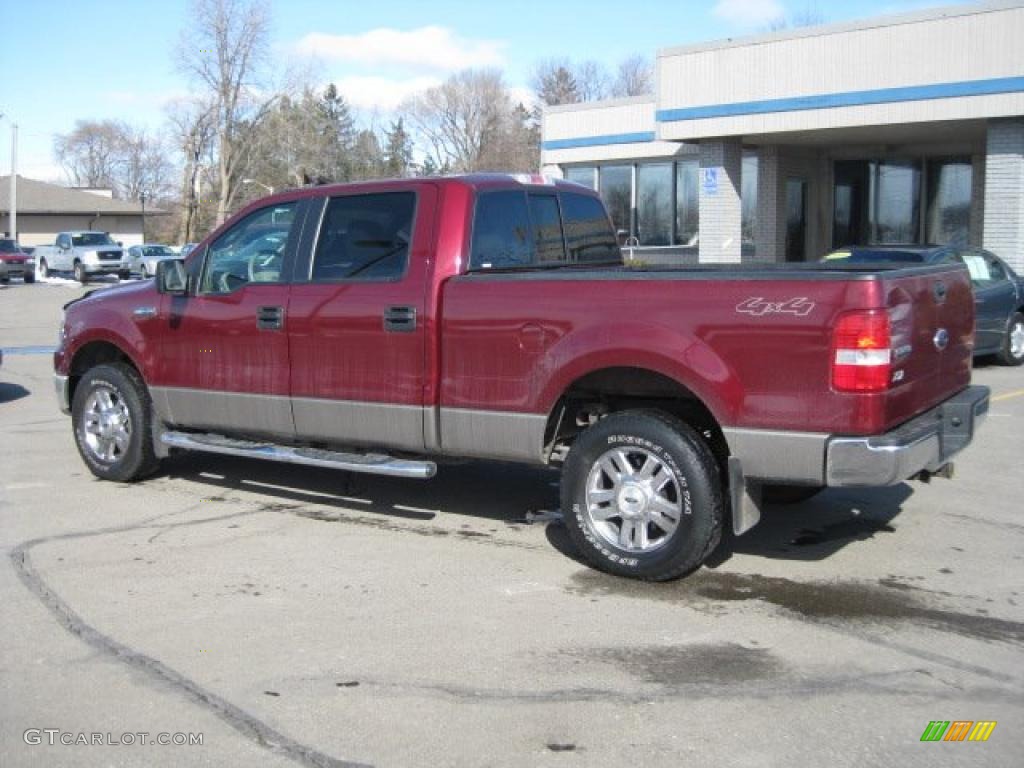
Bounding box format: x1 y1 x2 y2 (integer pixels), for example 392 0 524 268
2 0 958 182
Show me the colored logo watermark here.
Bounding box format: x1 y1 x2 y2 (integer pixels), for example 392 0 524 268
920 721 997 742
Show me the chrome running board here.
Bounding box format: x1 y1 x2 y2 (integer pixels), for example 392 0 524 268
160 431 437 479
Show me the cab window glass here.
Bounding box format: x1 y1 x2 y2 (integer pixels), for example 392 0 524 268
311 193 415 281
529 194 566 263
560 192 620 263
200 202 296 293
470 191 532 269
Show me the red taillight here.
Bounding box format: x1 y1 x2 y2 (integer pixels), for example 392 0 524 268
832 311 892 392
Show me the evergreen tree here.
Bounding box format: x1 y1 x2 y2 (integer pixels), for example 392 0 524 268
383 118 414 178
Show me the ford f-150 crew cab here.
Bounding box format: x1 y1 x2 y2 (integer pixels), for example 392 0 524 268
36 231 131 283
53 175 989 580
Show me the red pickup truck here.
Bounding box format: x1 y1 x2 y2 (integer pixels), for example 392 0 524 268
54 175 989 580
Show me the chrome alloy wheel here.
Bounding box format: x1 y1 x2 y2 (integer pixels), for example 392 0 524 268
1011 320 1024 360
81 385 132 463
585 447 683 553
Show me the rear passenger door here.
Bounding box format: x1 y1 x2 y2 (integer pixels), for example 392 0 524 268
286 187 435 452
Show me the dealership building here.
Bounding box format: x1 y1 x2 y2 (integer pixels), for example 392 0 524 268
541 1 1024 270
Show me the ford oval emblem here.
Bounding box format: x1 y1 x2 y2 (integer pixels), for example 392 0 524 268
933 328 950 351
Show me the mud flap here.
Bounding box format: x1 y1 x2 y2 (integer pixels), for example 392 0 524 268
728 456 763 536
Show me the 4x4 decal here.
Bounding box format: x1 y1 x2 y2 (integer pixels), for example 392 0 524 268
736 297 816 317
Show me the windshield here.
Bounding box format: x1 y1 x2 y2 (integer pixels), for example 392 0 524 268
0 239 20 253
143 245 174 256
72 233 116 247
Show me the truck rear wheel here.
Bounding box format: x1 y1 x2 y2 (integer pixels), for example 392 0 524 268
71 363 160 482
561 410 723 581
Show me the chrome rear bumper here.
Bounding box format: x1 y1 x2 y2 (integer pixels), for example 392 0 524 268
826 385 990 486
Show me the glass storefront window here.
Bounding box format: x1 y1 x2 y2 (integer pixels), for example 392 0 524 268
565 166 596 190
599 165 633 238
675 159 699 247
833 159 924 247
873 160 920 243
636 163 672 246
926 158 972 246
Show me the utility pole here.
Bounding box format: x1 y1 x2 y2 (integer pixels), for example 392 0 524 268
140 191 148 244
8 123 16 241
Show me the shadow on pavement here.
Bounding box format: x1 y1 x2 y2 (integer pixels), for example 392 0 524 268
160 451 561 524
0 382 31 404
706 484 913 567
158 450 914 568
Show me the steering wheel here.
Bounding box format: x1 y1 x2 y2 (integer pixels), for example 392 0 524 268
247 249 280 282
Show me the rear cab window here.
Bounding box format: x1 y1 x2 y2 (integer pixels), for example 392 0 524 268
310 192 416 282
469 187 619 270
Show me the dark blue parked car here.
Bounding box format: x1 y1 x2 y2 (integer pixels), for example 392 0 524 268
824 245 1024 366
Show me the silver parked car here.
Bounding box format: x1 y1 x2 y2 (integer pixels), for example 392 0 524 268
128 244 178 278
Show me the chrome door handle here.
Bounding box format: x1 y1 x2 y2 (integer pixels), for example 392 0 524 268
132 306 157 319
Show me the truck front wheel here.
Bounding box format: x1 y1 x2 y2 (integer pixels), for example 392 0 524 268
73 261 88 283
71 363 160 482
561 410 723 581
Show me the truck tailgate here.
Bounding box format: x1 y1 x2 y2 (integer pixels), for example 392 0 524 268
875 264 974 433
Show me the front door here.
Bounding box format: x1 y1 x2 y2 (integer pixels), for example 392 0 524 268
153 200 302 439
286 187 434 452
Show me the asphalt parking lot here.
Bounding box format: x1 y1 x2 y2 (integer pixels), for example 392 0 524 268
1 277 1022 767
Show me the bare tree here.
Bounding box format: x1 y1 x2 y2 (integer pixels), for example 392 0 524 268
53 120 173 202
53 120 124 189
574 61 611 102
402 69 511 173
166 98 216 242
176 0 277 225
611 56 653 98
762 3 825 31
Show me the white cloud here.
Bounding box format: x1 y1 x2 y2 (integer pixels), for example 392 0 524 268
712 0 786 27
296 26 505 72
333 75 442 112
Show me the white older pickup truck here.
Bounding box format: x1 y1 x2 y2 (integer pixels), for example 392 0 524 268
35 231 131 283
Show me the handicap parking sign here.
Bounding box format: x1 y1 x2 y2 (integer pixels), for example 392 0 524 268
702 167 718 195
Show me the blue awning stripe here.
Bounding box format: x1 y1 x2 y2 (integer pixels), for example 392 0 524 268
656 76 1024 122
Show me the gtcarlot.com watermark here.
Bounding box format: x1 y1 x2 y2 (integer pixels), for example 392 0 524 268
24 729 203 747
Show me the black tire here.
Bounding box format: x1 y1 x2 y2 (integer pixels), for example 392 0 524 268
0 276 8 284
74 261 88 283
561 410 723 581
23 271 35 283
71 363 160 482
997 312 1024 366
118 270 131 280
762 484 823 504
38 259 49 279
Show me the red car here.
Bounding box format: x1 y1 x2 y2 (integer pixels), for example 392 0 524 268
53 175 988 580
0 238 35 283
